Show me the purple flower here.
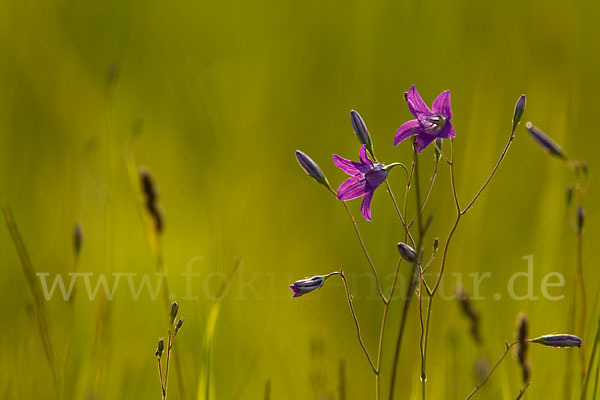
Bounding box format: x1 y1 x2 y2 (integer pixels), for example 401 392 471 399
290 275 326 298
394 85 456 153
333 145 388 221
530 334 582 348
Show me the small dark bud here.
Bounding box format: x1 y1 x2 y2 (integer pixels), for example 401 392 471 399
566 185 573 206
433 237 439 253
512 95 527 133
139 167 159 205
175 317 184 334
170 301 179 324
530 334 582 348
397 243 418 263
577 205 585 232
350 110 373 156
156 337 164 358
581 162 589 178
295 150 330 189
73 222 83 257
525 122 566 159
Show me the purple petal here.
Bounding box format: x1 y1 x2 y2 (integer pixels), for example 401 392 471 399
360 191 374 221
438 121 456 139
358 145 373 168
406 85 432 117
333 154 370 175
337 176 367 201
365 169 387 191
394 119 421 146
432 90 452 119
415 134 437 153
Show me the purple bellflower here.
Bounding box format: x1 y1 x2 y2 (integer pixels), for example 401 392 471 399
334 145 395 221
394 85 456 153
530 334 582 348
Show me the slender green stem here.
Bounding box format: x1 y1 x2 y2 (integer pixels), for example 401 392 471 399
385 180 416 248
577 231 587 380
408 160 439 229
582 309 600 399
338 271 378 374
158 358 166 399
464 341 518 400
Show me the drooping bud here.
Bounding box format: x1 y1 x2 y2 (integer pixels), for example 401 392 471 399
73 222 83 257
525 122 566 159
512 95 527 133
530 334 582 348
577 205 585 232
289 275 327 298
175 317 184 334
156 337 164 358
295 150 330 189
566 185 574 206
350 110 374 157
170 301 179 324
397 243 418 263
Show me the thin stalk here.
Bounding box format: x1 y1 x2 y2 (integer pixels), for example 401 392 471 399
464 341 518 400
338 272 378 374
408 160 439 229
515 382 530 399
577 231 587 380
158 358 166 399
163 327 174 400
462 126 516 214
582 309 600 399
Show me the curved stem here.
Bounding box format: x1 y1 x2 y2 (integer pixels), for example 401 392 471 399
338 271 378 375
329 188 387 304
464 341 518 400
385 180 416 248
408 160 439 229
462 127 516 215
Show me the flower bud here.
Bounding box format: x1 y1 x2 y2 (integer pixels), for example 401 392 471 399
512 95 527 132
350 110 373 156
156 337 164 358
290 275 326 298
433 237 439 253
170 301 179 324
73 222 83 257
577 205 585 232
566 185 573 206
295 150 330 189
175 317 184 334
525 122 566 159
397 243 418 263
530 334 582 348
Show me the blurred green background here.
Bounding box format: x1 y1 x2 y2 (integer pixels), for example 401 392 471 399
1 0 599 398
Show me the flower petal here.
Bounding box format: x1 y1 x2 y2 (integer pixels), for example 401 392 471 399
394 119 421 146
333 154 361 175
437 121 456 139
361 191 374 221
365 169 387 191
337 176 367 201
432 90 452 119
415 134 436 153
406 85 432 117
358 145 373 168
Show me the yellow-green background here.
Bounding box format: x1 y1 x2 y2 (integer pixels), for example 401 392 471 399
1 0 599 398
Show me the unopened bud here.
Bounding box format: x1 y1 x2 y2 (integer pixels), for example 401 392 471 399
156 337 164 358
397 243 418 263
577 205 585 232
566 185 573 206
175 317 184 334
350 110 374 156
512 95 527 133
525 122 566 159
433 238 439 253
295 150 330 189
170 301 179 324
73 222 83 257
530 334 582 348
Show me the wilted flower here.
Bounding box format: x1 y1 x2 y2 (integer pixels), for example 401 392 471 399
290 275 330 298
333 145 389 221
350 110 373 156
530 334 582 348
296 150 330 189
525 122 566 159
394 85 456 153
397 243 417 263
